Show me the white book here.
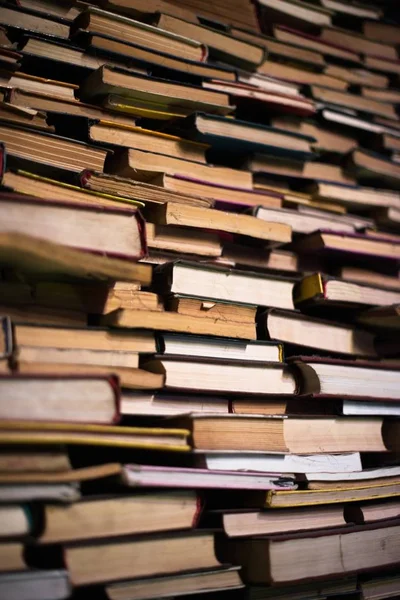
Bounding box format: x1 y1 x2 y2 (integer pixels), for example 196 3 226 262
305 465 400 482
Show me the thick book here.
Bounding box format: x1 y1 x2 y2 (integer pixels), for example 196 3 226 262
0 374 120 424
0 232 152 285
142 355 296 395
294 273 400 309
258 308 377 357
254 205 355 235
347 148 400 190
153 261 296 310
169 414 388 453
0 194 147 261
0 570 71 600
217 520 400 583
358 304 400 331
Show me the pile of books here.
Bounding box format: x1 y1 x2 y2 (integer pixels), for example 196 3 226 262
1 0 400 597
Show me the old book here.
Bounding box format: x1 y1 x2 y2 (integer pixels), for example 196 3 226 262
303 466 400 489
0 5 69 38
0 374 119 423
173 414 387 452
0 448 71 473
0 102 53 132
73 6 206 62
258 0 332 29
217 522 400 583
38 491 199 543
166 296 257 323
0 505 31 538
272 117 358 155
158 333 282 363
363 21 400 44
170 113 313 158
2 72 78 101
323 64 388 88
257 59 347 90
0 543 27 572
149 173 282 208
254 205 355 235
201 451 362 473
291 356 400 401
248 155 355 185
7 88 136 126
83 33 236 81
80 170 213 208
364 55 400 76
347 149 400 189
231 27 325 68
339 267 400 292
294 273 400 309
222 505 346 538
292 230 400 269
102 308 257 339
320 26 397 60
0 123 107 174
154 261 295 310
221 244 299 272
106 567 243 600
0 420 190 451
64 531 221 585
360 572 400 600
0 195 146 260
143 356 295 394
0 571 71 600
80 66 232 114
121 390 228 416
151 13 265 68
0 233 152 284
146 222 222 257
107 147 253 188
273 25 360 62
311 87 398 120
358 305 400 331
2 171 143 211
87 121 207 163
311 182 400 210
16 346 139 370
258 308 376 357
144 202 291 244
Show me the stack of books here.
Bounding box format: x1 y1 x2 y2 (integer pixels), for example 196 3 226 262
1 0 400 598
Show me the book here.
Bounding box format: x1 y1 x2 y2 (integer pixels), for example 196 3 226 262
148 173 282 208
157 334 282 363
105 567 244 600
360 572 400 600
258 0 332 30
0 483 80 503
363 21 400 45
0 5 69 38
347 149 400 189
0 420 190 451
38 491 199 543
142 356 296 394
144 202 292 244
150 13 265 68
171 414 387 453
258 309 377 357
257 59 347 90
200 451 362 473
154 261 296 310
85 121 208 163
170 113 314 158
292 230 400 268
0 571 71 600
3 72 79 102
323 64 388 88
102 308 257 339
0 101 53 132
0 123 108 174
311 182 400 211
364 55 400 76
0 232 152 284
121 390 229 416
73 6 207 63
0 543 27 572
64 530 222 586
290 356 400 401
358 304 400 331
247 155 355 185
0 448 72 473
254 205 355 235
0 194 147 260
273 25 360 62
311 87 398 120
217 521 400 583
108 147 253 188
222 505 346 537
303 465 400 487
121 464 296 490
79 66 232 114
339 267 400 292
166 296 257 323
0 374 120 424
320 26 398 60
146 222 222 257
294 273 400 309
80 169 213 208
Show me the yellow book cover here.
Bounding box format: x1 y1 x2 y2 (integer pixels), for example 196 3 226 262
0 421 191 452
293 273 324 305
98 120 209 148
